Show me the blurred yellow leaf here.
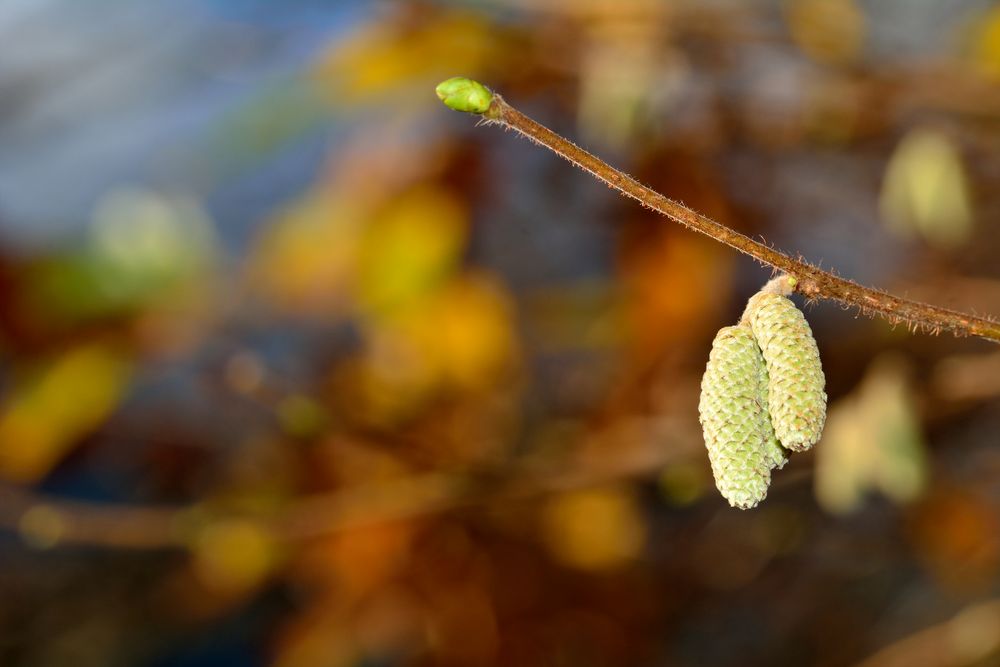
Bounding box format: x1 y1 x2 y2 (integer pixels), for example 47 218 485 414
0 343 132 482
418 272 518 389
786 0 866 66
252 191 361 314
971 5 1000 80
313 12 496 107
190 518 277 595
357 186 467 318
815 354 927 514
880 127 974 249
355 271 517 425
540 485 645 571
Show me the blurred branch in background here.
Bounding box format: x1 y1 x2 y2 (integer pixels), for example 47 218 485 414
0 422 697 550
855 599 1000 667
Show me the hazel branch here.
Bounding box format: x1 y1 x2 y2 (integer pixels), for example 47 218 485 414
435 77 1000 344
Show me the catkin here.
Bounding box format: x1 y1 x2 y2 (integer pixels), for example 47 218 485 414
759 359 789 471
743 292 827 452
698 325 777 509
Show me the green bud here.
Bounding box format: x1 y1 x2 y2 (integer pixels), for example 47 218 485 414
435 77 493 114
699 326 776 509
744 292 827 452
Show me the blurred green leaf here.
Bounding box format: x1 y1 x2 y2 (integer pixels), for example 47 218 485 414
815 354 928 514
880 128 974 249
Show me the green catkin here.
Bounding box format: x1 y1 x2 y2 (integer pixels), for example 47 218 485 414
759 360 790 471
743 292 827 452
699 325 777 509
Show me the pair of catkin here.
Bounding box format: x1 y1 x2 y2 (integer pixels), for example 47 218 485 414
698 284 827 509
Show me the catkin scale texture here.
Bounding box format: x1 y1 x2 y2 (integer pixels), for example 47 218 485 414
744 293 827 451
759 360 789 471
699 326 775 509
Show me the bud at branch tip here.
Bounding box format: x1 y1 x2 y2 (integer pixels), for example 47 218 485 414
435 77 493 114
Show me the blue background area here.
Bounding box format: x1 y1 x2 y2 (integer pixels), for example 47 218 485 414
0 0 365 250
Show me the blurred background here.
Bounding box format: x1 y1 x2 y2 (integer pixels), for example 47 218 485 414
1 1 1000 665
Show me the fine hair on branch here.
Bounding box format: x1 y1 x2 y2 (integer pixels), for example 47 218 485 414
434 77 1000 344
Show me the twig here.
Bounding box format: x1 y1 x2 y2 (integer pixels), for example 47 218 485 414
436 78 1000 344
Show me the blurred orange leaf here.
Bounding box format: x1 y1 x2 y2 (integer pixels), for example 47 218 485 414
620 231 732 362
300 521 416 601
910 490 1000 592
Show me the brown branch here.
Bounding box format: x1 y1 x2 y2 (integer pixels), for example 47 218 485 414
476 92 1000 344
